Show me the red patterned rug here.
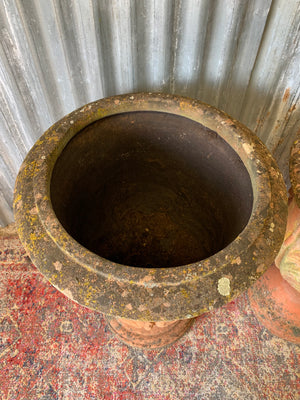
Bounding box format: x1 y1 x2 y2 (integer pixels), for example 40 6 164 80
0 225 299 400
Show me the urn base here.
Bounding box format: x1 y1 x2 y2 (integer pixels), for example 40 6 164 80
106 316 195 349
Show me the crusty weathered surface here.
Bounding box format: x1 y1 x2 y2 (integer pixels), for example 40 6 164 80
13 93 288 321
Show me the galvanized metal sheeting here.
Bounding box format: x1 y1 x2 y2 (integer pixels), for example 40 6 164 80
0 0 299 226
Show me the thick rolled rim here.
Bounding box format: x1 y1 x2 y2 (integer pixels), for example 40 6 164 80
14 93 288 320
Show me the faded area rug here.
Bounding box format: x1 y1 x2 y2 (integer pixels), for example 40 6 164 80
0 225 299 400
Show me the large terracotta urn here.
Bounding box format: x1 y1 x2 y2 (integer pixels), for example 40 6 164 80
248 131 300 343
13 93 287 348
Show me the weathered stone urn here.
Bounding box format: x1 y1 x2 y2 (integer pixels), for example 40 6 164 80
13 93 287 348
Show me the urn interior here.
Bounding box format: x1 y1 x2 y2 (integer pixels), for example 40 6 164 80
51 111 253 268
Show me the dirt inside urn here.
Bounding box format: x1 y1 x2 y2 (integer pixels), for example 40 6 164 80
51 111 253 268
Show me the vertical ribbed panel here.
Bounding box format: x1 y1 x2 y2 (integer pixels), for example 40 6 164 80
97 0 136 94
0 0 299 226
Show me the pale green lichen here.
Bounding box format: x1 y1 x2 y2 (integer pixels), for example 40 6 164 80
218 277 231 296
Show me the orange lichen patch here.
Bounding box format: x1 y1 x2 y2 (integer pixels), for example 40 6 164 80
29 207 37 215
139 274 155 284
232 257 242 265
283 88 290 103
16 199 23 210
256 264 265 274
138 304 147 312
53 261 63 272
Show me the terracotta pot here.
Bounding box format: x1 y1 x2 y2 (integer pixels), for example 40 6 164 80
248 264 300 344
13 93 287 348
249 131 300 344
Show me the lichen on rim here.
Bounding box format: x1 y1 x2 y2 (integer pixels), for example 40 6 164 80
13 93 288 321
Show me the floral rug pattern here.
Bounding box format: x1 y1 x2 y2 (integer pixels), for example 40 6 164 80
0 228 299 399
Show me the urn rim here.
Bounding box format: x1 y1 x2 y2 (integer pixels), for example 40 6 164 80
13 93 288 320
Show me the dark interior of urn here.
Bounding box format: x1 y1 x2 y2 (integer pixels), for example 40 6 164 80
51 111 253 268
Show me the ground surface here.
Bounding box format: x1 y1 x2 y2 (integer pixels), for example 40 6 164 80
0 225 299 399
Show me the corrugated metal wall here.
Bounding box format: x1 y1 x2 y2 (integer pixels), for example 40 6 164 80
0 0 299 226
